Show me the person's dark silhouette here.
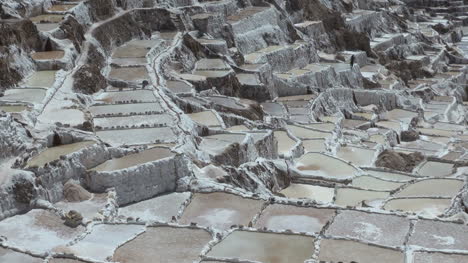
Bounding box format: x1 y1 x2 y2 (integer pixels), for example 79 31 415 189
350 54 355 69
141 80 149 89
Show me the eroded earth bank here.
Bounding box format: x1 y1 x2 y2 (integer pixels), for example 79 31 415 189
1 0 468 262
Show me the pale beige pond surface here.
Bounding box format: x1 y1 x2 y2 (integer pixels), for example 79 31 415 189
90 102 162 115
2 88 46 104
394 179 463 197
166 80 192 93
280 183 334 203
362 169 415 182
369 134 386 144
254 204 335 233
384 198 451 215
207 231 315 263
0 209 85 254
179 192 263 230
91 147 174 172
326 210 410 247
96 127 176 146
416 161 455 177
24 70 57 88
335 188 389 207
27 141 95 167
112 39 159 58
93 114 173 129
352 176 404 191
48 4 77 11
336 145 376 166
35 23 60 32
274 131 296 156
318 239 404 263
95 90 156 104
31 51 65 60
65 224 145 261
413 252 468 263
296 152 358 179
0 105 28 112
108 67 149 82
113 227 212 263
286 125 332 139
30 14 64 23
119 192 190 222
383 109 418 122
0 247 43 263
302 139 326 152
187 111 222 127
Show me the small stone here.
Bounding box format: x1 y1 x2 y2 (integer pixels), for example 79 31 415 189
64 210 83 228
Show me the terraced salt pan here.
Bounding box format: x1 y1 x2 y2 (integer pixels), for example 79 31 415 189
187 111 222 127
409 220 468 250
199 134 247 155
255 204 335 233
36 23 60 32
119 192 190 222
90 102 162 116
108 67 149 82
279 183 335 203
207 231 315 263
49 258 86 263
274 131 296 156
54 194 107 222
48 4 77 11
179 192 263 230
302 139 326 152
287 125 332 139
0 209 85 254
112 39 158 58
384 198 452 216
91 147 174 172
94 90 157 104
0 247 43 263
94 114 173 129
335 188 390 207
31 51 65 60
27 141 95 167
0 105 28 112
166 80 192 93
368 134 387 144
342 119 368 129
113 227 212 263
96 127 176 146
30 14 64 23
400 140 443 152
375 121 401 133
24 70 57 88
303 122 335 132
352 176 405 191
416 161 455 177
418 128 458 137
394 179 463 197
326 210 410 247
2 88 46 103
295 152 359 179
64 224 145 261
382 109 418 122
413 251 468 263
226 125 249 131
336 145 376 166
111 57 147 66
318 239 404 263
261 102 286 116
37 108 85 127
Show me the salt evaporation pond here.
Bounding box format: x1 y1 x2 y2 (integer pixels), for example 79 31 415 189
27 141 95 167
